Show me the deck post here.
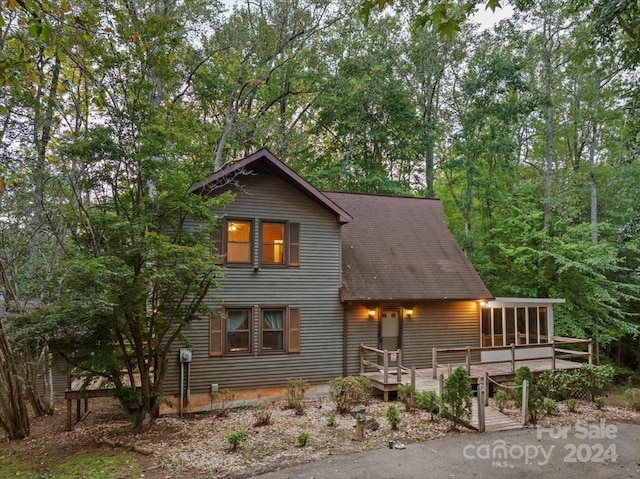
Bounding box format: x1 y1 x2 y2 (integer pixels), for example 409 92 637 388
411 366 416 389
439 374 444 396
588 340 594 365
397 349 402 383
432 348 437 379
465 346 471 375
383 350 389 386
477 383 486 433
66 374 72 431
484 372 489 407
360 344 364 374
521 380 529 426
551 340 556 370
511 343 516 373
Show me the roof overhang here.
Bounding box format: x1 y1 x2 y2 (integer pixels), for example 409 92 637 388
484 297 566 308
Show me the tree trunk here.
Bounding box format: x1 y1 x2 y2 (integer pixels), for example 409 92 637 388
0 323 30 440
589 73 600 245
542 19 554 234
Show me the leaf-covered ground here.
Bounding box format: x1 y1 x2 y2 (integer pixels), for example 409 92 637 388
1 392 639 479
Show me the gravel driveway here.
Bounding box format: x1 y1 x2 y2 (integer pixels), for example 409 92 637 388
253 421 640 479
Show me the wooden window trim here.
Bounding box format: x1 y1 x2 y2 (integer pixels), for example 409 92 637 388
224 307 253 355
259 221 301 268
222 218 254 266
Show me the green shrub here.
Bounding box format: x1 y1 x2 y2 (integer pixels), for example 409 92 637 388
416 390 439 420
297 431 310 447
439 367 472 429
538 366 615 401
594 397 605 409
227 431 245 451
253 402 273 426
286 379 309 415
515 367 543 424
326 414 337 427
565 398 578 412
328 376 373 414
494 389 510 412
542 397 559 416
386 404 401 430
398 383 417 411
624 388 640 411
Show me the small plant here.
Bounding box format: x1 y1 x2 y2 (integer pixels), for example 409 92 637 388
398 383 417 412
514 367 543 424
594 396 605 410
494 389 510 413
565 398 578 413
326 414 337 427
542 397 559 416
211 389 235 417
439 367 472 429
253 402 273 426
386 404 401 430
624 388 640 411
297 431 310 447
328 376 373 414
227 431 246 451
286 379 309 415
416 390 439 420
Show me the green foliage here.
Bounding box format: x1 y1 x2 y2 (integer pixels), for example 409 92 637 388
326 414 337 427
565 398 578 412
227 431 246 451
286 379 309 416
416 390 440 419
252 402 273 427
514 367 543 424
624 388 640 411
594 397 605 409
397 383 417 412
439 367 472 428
297 431 310 447
538 366 615 401
386 404 401 430
542 397 559 416
494 389 510 412
328 376 373 414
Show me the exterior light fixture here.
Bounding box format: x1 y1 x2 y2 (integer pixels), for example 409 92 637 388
368 309 376 319
405 308 413 319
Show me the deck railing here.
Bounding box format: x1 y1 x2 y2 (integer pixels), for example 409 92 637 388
431 337 593 379
359 343 403 385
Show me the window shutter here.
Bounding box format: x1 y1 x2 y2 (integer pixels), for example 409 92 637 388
288 223 300 266
209 313 223 356
288 307 301 353
212 224 224 265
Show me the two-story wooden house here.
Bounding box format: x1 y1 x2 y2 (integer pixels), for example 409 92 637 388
162 149 584 413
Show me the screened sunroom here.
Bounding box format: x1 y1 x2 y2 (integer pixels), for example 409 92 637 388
480 297 566 362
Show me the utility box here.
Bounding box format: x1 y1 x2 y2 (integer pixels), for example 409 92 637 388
179 348 192 363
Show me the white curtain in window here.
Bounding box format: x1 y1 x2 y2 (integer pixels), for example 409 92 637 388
227 310 248 330
263 310 283 329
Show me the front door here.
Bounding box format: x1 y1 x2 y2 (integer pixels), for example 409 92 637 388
379 308 402 352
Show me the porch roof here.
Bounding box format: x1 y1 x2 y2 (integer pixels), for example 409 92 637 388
324 192 493 302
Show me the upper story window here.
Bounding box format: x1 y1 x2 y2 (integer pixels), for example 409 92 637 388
262 223 285 264
226 220 252 264
213 218 299 267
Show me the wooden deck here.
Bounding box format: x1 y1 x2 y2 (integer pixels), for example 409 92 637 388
362 358 584 397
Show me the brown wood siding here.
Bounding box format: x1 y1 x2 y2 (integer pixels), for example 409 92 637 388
345 300 481 375
165 173 344 394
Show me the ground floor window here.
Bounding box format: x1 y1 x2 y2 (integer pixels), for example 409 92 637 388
209 306 301 356
481 306 549 347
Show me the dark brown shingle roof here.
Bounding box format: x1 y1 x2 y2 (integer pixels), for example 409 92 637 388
324 192 493 302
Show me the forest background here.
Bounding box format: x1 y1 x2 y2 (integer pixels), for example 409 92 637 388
0 0 639 438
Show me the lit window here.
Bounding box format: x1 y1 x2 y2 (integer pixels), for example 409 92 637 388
262 223 285 264
227 220 251 263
